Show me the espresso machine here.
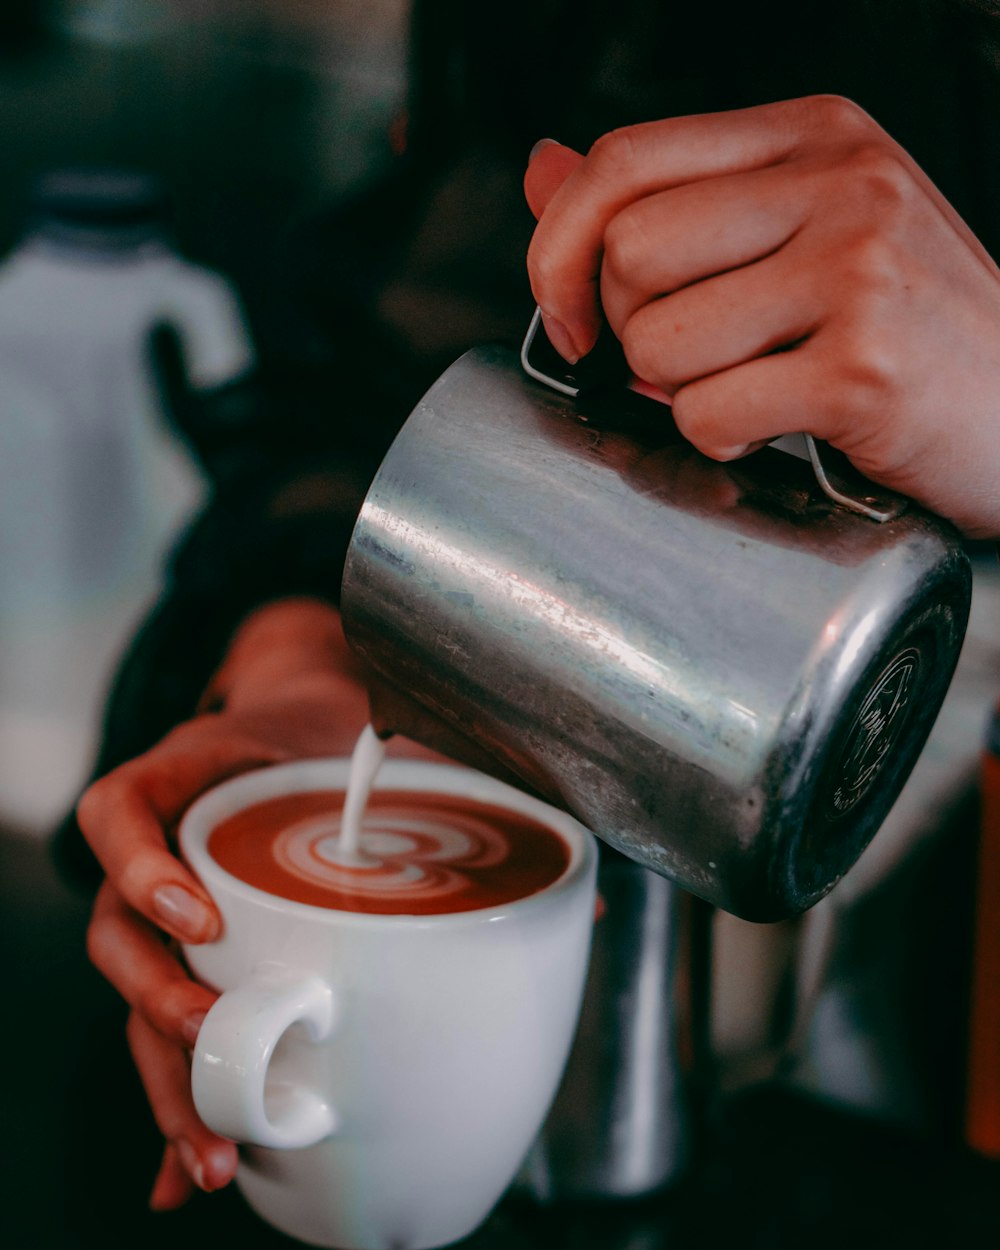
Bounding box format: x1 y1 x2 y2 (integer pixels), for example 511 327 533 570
339 317 972 1199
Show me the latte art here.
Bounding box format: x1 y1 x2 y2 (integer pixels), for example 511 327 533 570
273 804 512 904
207 789 571 915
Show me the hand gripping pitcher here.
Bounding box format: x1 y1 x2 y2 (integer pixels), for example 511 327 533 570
341 322 971 922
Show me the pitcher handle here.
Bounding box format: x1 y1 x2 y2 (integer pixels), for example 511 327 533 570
520 306 906 523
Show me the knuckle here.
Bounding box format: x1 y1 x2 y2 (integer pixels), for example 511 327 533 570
844 345 897 403
603 206 647 286
138 978 189 1037
805 93 871 137
587 124 646 184
831 329 900 417
838 229 903 298
117 853 163 912
844 141 913 209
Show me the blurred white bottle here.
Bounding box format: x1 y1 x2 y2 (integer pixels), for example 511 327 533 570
0 169 254 834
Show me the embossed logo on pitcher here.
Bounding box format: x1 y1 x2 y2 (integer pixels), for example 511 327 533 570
828 648 920 818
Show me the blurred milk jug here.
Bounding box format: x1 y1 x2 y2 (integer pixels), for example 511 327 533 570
341 339 972 923
0 169 254 832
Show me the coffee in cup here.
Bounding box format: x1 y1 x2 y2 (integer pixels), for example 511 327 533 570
205 788 571 915
180 752 597 1250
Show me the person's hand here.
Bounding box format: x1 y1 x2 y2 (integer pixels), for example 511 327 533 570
525 95 1000 538
78 598 422 1210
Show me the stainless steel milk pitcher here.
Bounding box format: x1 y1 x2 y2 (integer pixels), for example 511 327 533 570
340 343 971 921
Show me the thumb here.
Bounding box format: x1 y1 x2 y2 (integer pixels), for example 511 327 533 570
524 139 585 220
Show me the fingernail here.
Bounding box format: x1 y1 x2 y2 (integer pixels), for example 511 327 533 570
529 136 560 161
712 444 751 461
182 1010 208 1047
176 1139 207 1191
540 311 580 364
198 1141 238 1191
153 884 216 942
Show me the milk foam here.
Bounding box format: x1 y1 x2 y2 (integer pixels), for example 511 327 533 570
206 736 571 914
272 804 513 905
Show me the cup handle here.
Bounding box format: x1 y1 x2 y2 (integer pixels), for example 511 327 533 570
191 965 337 1149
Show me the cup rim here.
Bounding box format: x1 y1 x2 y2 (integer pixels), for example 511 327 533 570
179 757 596 927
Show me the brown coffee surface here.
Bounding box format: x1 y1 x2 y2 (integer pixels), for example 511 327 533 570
207 789 571 914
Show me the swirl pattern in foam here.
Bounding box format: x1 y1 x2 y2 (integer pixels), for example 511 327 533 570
274 805 511 905
207 790 571 915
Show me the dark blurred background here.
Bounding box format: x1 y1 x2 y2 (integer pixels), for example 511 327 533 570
0 0 411 836
0 1 408 326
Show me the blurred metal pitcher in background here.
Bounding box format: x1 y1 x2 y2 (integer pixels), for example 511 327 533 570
513 847 711 1201
340 340 970 922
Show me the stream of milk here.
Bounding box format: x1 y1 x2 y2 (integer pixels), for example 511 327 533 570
334 723 387 864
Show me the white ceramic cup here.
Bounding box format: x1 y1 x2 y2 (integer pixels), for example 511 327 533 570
180 757 597 1250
